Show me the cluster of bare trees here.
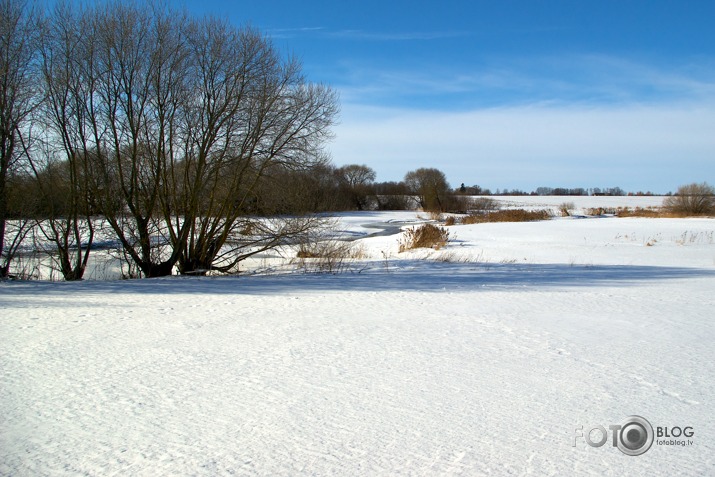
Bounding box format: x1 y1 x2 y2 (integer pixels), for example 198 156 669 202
1 0 338 279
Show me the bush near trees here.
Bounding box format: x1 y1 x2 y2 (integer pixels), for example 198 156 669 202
663 183 715 216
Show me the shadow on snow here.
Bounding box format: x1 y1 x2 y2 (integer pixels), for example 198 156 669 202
2 261 714 299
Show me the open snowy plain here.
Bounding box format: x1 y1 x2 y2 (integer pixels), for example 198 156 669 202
2 197 714 476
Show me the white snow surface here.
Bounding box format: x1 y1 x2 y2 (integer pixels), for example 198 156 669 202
2 204 715 476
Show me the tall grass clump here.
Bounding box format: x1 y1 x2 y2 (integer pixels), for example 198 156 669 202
616 207 669 218
294 240 366 273
398 224 450 252
559 202 576 217
461 209 552 224
443 215 457 226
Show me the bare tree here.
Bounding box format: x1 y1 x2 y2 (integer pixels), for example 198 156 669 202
27 2 98 280
664 182 715 216
404 167 451 213
0 0 41 277
79 2 193 278
170 18 338 275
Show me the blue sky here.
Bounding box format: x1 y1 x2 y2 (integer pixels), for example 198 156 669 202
174 0 714 193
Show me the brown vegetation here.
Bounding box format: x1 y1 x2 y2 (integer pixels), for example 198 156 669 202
616 207 666 218
614 207 686 218
663 182 715 216
460 209 552 224
398 224 450 252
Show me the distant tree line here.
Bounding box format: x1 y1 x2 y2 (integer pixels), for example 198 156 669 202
454 184 675 197
456 185 630 197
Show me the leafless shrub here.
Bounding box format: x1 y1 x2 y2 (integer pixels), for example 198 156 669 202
469 197 501 214
559 202 576 217
4 249 42 280
293 238 365 273
290 220 367 274
663 182 715 216
1 219 33 279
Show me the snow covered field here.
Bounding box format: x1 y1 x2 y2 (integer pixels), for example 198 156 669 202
2 200 714 475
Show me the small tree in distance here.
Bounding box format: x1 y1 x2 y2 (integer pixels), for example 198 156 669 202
335 164 376 210
404 168 450 213
663 182 715 216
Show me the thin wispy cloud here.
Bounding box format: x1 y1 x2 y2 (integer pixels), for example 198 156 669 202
334 55 715 108
265 26 325 39
325 29 471 41
266 27 469 42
